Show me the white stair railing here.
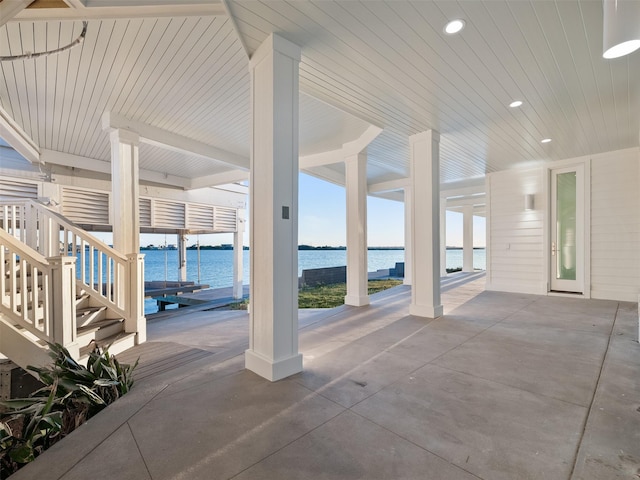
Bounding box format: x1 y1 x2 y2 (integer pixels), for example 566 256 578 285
0 229 76 348
0 200 130 320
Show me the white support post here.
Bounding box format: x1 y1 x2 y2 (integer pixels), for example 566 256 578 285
126 253 146 343
440 198 447 277
233 209 245 300
110 129 140 255
344 151 369 306
409 130 443 319
403 187 412 285
462 205 474 272
178 232 187 282
50 256 79 358
245 34 303 382
109 128 145 343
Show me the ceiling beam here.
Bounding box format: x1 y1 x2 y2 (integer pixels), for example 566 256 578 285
301 165 345 188
368 177 409 194
343 125 383 156
0 106 40 164
299 125 383 170
447 205 486 217
445 194 486 208
299 149 343 169
441 177 486 196
0 0 34 27
221 0 249 58
102 112 249 170
187 169 249 190
14 1 225 21
41 149 191 188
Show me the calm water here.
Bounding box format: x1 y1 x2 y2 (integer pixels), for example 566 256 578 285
144 248 485 314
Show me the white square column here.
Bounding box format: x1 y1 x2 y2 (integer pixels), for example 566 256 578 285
409 130 443 319
344 151 370 306
110 129 140 255
232 209 245 300
440 198 447 277
178 232 187 282
462 205 474 272
403 186 412 285
109 128 145 343
245 34 303 381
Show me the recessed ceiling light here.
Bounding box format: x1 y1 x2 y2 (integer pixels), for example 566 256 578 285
541 138 552 143
444 19 465 35
509 100 523 108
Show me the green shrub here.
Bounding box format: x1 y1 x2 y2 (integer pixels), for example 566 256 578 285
0 343 137 478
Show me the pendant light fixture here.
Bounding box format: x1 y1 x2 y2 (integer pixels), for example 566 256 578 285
602 0 640 59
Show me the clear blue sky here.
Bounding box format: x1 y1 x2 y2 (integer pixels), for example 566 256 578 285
129 172 485 248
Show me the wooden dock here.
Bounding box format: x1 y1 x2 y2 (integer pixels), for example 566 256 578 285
145 281 210 311
145 282 249 319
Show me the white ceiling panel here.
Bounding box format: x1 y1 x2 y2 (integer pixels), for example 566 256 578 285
0 15 251 182
1 0 639 191
228 0 640 184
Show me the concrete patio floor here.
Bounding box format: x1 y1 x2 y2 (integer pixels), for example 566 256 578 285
10 273 640 480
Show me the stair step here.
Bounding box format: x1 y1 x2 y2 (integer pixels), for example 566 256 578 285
75 294 90 309
76 318 124 346
76 306 106 327
79 331 136 359
76 317 122 334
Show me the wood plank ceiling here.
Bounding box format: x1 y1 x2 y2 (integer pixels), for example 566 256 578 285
1 0 639 190
229 0 640 184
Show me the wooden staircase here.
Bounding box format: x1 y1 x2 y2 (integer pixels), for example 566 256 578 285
1 249 136 371
0 200 145 373
74 292 135 358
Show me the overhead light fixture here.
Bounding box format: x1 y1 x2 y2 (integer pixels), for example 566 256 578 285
444 19 465 35
541 138 552 143
602 0 640 59
509 100 523 108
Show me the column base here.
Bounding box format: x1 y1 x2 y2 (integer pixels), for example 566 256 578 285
409 303 443 319
129 318 146 344
245 349 303 381
344 294 370 307
232 281 243 300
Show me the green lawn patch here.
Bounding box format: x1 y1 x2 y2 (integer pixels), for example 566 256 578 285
230 279 403 310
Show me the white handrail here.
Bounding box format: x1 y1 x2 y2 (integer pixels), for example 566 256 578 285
0 228 53 343
0 200 128 318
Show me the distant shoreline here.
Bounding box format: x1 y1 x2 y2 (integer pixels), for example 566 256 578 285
142 245 486 251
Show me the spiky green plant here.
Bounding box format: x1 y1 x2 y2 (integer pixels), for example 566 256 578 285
0 343 137 478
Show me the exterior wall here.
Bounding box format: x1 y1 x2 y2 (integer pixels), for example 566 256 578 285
486 167 546 294
590 149 640 301
487 147 640 302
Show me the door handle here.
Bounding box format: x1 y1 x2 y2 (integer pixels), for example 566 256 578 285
551 242 556 256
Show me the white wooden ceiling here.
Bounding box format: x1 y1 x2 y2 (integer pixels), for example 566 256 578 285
228 0 640 184
1 0 639 192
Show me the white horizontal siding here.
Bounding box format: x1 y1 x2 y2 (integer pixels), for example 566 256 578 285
590 149 640 301
487 168 545 294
